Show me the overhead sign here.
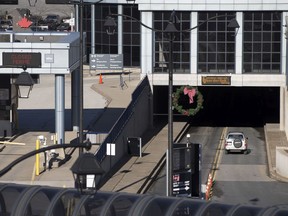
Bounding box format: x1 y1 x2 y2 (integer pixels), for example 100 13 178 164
90 54 123 70
202 76 231 85
2 52 41 68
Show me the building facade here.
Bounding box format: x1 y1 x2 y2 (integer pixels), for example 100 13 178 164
82 0 288 134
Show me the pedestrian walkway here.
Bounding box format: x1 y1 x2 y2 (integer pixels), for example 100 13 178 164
100 121 187 194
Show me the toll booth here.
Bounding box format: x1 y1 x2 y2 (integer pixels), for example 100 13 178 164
0 75 13 137
172 143 202 198
0 31 82 141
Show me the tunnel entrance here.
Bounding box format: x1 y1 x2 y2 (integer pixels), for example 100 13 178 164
153 86 280 127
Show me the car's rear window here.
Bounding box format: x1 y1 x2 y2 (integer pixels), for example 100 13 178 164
228 134 244 139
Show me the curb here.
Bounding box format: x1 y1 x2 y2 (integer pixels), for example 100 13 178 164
264 124 288 182
90 84 112 107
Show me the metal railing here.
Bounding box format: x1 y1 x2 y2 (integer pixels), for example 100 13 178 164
95 75 150 162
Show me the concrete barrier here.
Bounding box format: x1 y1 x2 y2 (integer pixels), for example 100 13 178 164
276 146 288 178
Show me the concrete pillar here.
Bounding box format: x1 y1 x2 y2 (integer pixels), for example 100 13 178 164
282 86 288 136
235 12 243 74
190 12 198 74
55 74 65 144
141 11 153 75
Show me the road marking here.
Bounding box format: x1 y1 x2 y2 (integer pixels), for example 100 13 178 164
211 127 227 182
31 162 36 184
0 141 25 146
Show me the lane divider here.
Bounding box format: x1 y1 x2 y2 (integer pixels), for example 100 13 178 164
206 127 227 200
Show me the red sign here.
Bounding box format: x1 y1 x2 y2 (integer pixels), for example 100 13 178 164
3 52 41 68
17 17 32 28
173 174 180 182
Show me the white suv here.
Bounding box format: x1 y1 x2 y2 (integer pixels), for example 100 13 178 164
225 132 248 154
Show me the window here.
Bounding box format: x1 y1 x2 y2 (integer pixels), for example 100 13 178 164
198 12 237 74
94 5 118 55
243 12 281 74
123 6 140 66
92 5 140 67
153 11 190 74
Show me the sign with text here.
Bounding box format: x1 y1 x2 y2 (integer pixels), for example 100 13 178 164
202 76 231 85
3 52 41 68
173 143 202 198
0 0 18 4
90 54 123 70
173 172 192 196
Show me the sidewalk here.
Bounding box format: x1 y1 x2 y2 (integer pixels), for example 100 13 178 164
264 124 288 182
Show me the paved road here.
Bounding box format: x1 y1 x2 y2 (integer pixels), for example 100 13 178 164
147 127 223 197
212 126 288 207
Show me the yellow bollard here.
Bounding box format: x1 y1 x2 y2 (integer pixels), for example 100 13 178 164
35 139 40 176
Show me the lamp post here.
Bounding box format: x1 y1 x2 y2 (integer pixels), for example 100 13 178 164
78 0 84 155
14 66 35 99
73 0 103 155
104 10 239 196
71 151 105 194
164 11 179 196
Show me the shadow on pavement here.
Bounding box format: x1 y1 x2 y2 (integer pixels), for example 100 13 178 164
17 108 104 132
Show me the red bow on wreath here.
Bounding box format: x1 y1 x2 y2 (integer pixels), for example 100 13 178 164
183 87 196 104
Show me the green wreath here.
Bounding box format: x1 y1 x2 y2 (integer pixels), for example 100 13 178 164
173 85 204 116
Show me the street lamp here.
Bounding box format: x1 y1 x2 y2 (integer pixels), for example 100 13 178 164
0 141 104 195
104 10 239 196
14 66 35 99
71 152 105 194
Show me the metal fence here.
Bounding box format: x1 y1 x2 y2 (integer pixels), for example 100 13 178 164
1 183 287 216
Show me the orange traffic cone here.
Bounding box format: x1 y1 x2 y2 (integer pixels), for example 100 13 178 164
99 74 103 84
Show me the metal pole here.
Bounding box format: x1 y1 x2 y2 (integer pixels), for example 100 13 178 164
79 0 84 154
168 32 174 196
91 4 95 54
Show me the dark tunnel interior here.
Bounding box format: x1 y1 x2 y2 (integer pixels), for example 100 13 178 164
153 86 280 127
